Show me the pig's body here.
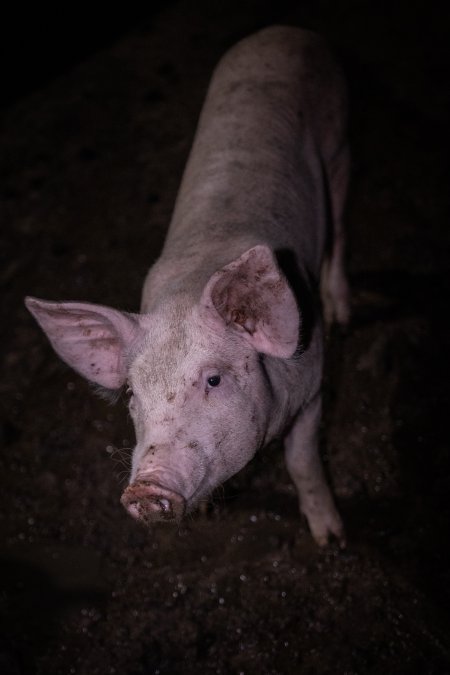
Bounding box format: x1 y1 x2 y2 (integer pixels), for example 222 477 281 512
142 26 348 313
26 26 349 546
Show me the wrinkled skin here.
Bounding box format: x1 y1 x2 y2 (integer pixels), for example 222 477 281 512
25 26 349 545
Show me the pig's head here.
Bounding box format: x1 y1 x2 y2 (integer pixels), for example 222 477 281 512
25 244 299 524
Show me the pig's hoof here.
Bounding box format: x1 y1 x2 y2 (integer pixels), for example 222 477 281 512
303 505 346 548
121 481 185 523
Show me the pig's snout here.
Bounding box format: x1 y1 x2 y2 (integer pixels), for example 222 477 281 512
120 481 185 523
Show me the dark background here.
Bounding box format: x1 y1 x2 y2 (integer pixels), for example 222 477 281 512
1 1 450 673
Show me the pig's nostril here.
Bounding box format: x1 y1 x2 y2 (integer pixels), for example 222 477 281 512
157 497 171 513
147 497 172 515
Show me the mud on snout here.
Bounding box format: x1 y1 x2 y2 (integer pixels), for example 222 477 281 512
120 480 186 523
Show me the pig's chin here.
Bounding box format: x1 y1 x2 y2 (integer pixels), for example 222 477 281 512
185 449 259 513
184 482 213 514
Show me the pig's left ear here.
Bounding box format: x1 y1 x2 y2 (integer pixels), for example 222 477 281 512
200 245 299 357
25 297 141 389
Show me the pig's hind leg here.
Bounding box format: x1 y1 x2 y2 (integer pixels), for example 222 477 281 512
284 394 344 547
321 145 351 326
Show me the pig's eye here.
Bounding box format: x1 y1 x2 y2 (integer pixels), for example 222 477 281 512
207 375 221 387
125 386 133 399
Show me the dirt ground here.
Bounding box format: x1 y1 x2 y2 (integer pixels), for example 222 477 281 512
1 1 449 673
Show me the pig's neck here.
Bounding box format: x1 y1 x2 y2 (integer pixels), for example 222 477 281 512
262 317 324 442
140 235 261 312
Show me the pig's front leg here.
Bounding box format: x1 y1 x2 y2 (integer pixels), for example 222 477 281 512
284 394 345 547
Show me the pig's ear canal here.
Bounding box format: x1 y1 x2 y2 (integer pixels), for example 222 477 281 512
200 245 299 358
25 297 140 389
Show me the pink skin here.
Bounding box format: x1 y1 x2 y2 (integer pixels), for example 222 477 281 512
25 27 349 544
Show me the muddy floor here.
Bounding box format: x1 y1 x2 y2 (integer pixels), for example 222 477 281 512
1 1 449 673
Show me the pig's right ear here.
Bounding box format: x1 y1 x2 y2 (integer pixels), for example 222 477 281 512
25 297 141 389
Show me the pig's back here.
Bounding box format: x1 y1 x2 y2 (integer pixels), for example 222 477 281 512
206 25 347 165
144 27 347 309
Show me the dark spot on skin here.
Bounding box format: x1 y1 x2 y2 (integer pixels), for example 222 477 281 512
89 337 116 350
167 392 175 403
188 441 199 449
144 445 156 458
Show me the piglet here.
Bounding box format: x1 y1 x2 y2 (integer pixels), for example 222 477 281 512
26 26 350 546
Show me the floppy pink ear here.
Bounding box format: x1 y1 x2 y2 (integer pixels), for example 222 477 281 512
200 245 299 357
25 297 140 388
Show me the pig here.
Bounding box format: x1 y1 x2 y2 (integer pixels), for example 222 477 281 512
25 26 350 546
